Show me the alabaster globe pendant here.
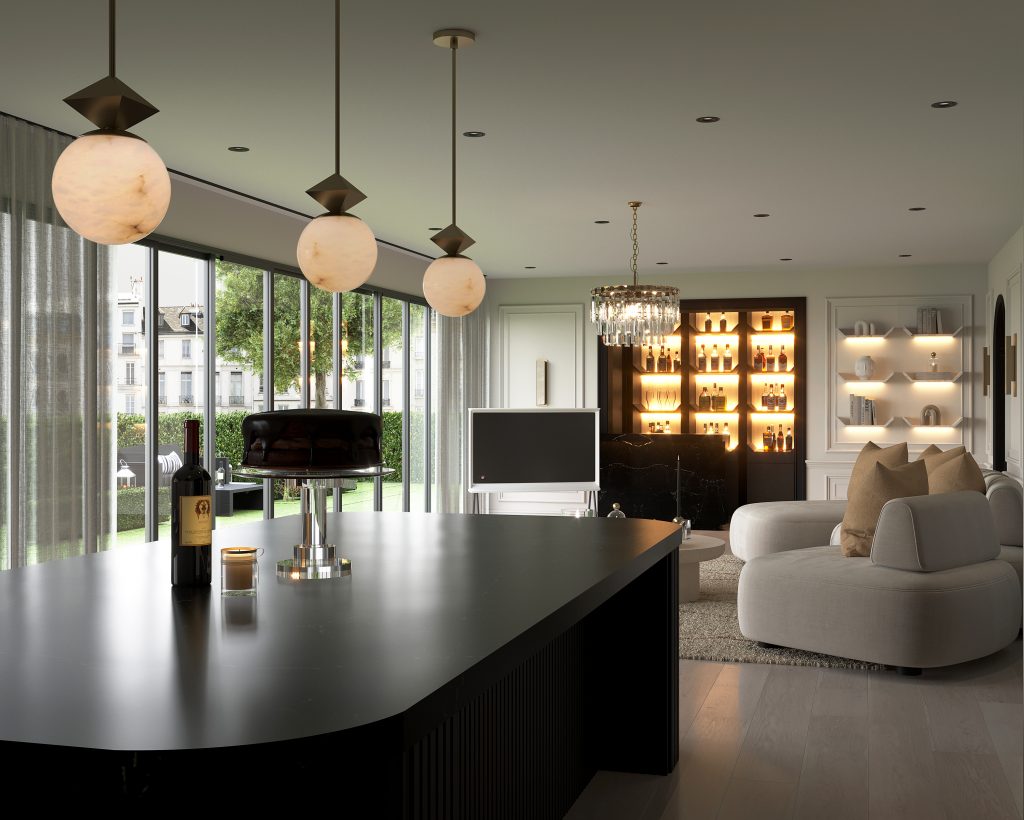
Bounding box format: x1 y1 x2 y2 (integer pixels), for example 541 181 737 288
424 29 486 318
52 2 171 245
296 0 377 293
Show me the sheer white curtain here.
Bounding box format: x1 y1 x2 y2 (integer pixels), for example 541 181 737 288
434 297 489 513
0 114 116 569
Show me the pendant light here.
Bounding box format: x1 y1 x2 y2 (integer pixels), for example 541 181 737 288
296 0 378 292
51 0 171 245
422 29 486 318
591 202 680 346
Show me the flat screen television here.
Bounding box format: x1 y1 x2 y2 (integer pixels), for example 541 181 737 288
468 408 600 493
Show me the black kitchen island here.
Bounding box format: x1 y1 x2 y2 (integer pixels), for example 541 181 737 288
0 512 679 814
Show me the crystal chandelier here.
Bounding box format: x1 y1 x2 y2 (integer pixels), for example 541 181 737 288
591 201 679 346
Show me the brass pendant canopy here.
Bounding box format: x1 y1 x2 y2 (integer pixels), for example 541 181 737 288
64 74 159 133
306 172 367 215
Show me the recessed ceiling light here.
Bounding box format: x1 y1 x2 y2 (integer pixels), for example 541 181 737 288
656 261 668 265
753 213 770 218
463 131 486 137
908 207 926 211
899 254 912 258
779 257 793 261
696 116 720 123
594 219 610 224
429 227 443 231
524 265 536 269
228 146 250 152
931 100 957 108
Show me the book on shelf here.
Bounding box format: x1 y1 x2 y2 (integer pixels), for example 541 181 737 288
916 307 943 334
848 394 875 424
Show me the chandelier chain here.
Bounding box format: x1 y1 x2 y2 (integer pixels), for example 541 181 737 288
630 202 640 286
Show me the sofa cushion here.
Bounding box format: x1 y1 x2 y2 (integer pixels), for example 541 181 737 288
986 473 1023 547
729 501 848 561
871 491 999 571
916 444 966 474
848 441 908 493
841 460 928 557
928 452 986 495
1000 546 1023 584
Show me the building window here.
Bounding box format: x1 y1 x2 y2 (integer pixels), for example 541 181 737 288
158 339 164 359
158 371 166 404
381 348 392 369
354 379 365 407
413 335 425 359
181 339 191 360
230 372 244 405
122 309 134 326
120 332 135 355
414 369 424 398
124 394 135 413
257 375 264 395
180 372 193 404
382 379 391 407
124 362 135 385
181 312 191 327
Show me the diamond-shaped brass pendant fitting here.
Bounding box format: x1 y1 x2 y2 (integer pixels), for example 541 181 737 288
431 224 475 256
306 172 368 215
64 75 159 132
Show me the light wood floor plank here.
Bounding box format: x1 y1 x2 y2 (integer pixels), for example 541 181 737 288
678 660 725 739
812 668 869 718
933 751 1022 820
730 665 820 784
717 778 795 820
921 686 996 754
980 701 1024 816
793 715 868 820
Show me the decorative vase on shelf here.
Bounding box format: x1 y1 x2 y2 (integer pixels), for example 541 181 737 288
854 355 876 380
929 352 938 372
853 320 869 336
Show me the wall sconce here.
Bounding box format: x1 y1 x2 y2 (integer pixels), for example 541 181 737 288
983 346 990 397
1008 334 1018 397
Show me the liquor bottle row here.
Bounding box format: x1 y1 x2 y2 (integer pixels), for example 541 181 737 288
697 310 796 332
703 421 730 437
761 425 794 452
701 312 731 333
753 344 789 372
643 344 682 373
758 310 795 331
697 385 729 411
758 383 789 411
697 343 734 372
647 420 674 434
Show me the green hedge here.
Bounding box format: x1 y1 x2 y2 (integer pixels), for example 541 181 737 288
116 486 170 531
116 409 427 487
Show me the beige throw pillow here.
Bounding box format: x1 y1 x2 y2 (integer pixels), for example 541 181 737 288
916 444 966 475
847 441 908 499
929 452 986 495
841 459 928 557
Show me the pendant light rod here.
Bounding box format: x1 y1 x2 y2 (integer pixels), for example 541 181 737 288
629 200 641 286
334 0 340 174
108 0 116 77
450 38 458 225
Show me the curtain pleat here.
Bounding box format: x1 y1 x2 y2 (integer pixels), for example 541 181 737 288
0 114 115 570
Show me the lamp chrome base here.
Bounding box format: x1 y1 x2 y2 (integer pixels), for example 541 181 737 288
277 544 351 580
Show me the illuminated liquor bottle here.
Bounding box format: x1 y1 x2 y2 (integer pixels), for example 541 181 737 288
785 426 793 451
719 312 727 332
766 345 776 371
714 422 721 435
723 343 733 371
778 345 788 371
704 312 712 332
753 345 764 371
673 352 681 373
767 384 777 410
761 382 768 409
703 422 709 434
645 345 655 371
761 310 772 330
722 422 730 440
699 386 711 411
763 425 773 450
704 422 712 435
697 344 707 371
710 344 720 371
776 427 785 451
717 386 726 411
781 309 793 330
778 384 788 410
657 345 667 372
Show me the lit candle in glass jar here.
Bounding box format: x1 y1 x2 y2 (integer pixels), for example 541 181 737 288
221 547 259 596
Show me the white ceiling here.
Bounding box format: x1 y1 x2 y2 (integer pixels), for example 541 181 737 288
2 1 1022 278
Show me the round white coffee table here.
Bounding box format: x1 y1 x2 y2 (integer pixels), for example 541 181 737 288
678 534 726 602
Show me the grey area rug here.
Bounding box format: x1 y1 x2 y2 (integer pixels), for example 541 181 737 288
679 553 887 670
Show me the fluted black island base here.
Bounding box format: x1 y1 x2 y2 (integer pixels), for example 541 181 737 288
0 512 679 814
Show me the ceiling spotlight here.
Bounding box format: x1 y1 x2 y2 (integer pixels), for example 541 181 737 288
908 207 926 211
228 146 250 152
428 227 442 231
753 213 770 218
695 116 720 123
899 254 912 258
594 220 610 224
423 29 486 318
296 0 378 293
51 0 171 245
931 101 958 108
524 266 536 269
656 261 668 265
779 257 793 261
463 131 486 137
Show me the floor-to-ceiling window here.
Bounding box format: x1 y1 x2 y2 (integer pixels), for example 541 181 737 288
380 296 404 511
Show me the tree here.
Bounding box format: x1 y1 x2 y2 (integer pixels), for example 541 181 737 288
215 262 403 408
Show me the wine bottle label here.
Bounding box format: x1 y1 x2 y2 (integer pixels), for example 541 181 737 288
179 495 213 546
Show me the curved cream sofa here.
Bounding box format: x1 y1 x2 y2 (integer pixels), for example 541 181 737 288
737 492 1022 673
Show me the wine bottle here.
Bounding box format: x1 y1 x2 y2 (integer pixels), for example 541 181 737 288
785 427 793 451
763 425 772 450
767 345 776 371
699 386 711 411
776 427 785 451
761 382 768 409
657 346 667 372
645 345 655 372
778 345 788 371
710 344 720 371
703 422 709 434
781 309 793 330
673 352 681 373
714 422 720 435
753 345 764 371
704 422 712 435
778 384 788 410
722 422 730 439
718 386 726 411
719 312 727 332
697 344 707 371
723 343 733 371
649 422 656 434
704 312 712 332
171 419 212 587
